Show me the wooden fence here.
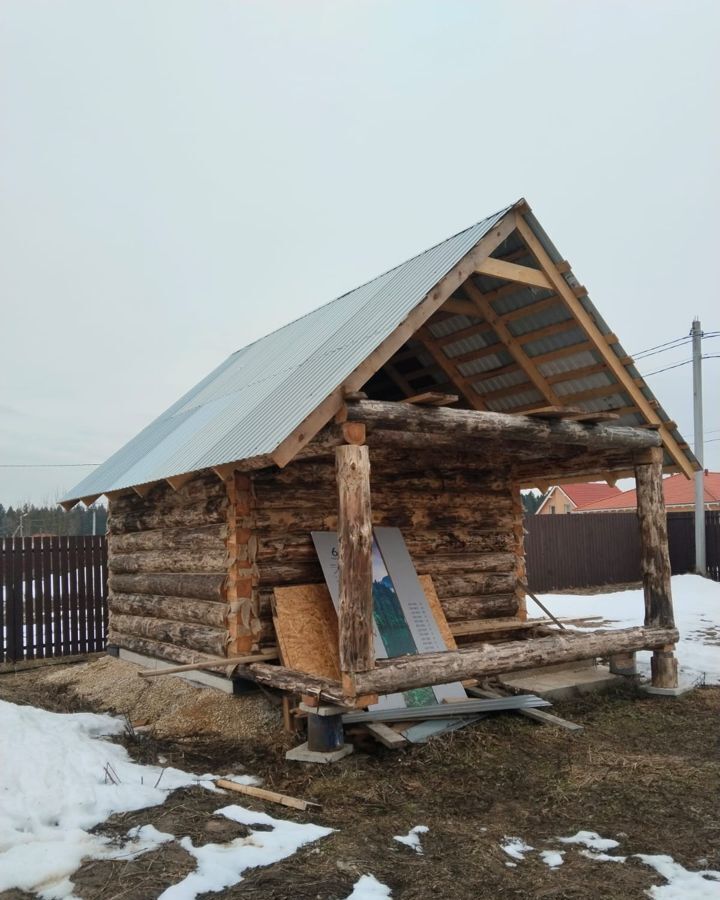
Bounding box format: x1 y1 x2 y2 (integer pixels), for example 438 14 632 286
1 535 108 664
525 510 720 592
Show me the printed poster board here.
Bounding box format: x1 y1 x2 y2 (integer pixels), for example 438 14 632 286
311 528 466 709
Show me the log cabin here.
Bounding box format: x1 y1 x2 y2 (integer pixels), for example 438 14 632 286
62 198 697 731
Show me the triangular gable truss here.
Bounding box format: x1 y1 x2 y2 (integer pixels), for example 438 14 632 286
274 201 694 479
62 199 696 507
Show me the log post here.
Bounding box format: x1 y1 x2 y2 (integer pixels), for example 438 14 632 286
635 446 678 688
335 442 374 695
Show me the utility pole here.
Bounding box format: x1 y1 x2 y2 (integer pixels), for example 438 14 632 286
692 318 706 575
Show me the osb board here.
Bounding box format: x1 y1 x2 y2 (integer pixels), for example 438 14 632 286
272 574 455 678
273 584 341 681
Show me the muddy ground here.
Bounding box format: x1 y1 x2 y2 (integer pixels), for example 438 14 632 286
1 661 718 900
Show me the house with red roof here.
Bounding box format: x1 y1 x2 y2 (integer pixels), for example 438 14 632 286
535 482 622 515
573 471 720 513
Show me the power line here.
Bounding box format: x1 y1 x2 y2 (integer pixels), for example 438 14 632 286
631 331 719 360
631 335 691 359
641 353 720 378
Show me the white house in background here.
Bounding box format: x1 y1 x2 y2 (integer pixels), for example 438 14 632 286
536 482 622 515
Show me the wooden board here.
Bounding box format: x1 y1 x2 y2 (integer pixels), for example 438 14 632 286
272 574 455 679
273 584 341 681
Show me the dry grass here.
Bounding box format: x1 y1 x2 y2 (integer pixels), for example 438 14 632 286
1 664 719 899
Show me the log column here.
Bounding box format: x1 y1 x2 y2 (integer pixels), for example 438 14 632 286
635 447 678 688
335 436 374 695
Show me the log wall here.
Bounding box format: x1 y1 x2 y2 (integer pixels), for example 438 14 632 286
251 452 524 644
106 449 526 665
107 473 231 664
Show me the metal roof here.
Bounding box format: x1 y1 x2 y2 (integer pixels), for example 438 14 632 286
63 204 514 502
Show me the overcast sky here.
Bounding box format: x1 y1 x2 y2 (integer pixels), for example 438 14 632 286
1 0 719 507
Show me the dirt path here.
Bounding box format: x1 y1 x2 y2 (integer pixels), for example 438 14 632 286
1 661 718 899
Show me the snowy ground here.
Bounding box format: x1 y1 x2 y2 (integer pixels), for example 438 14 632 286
0 699 333 899
534 574 720 685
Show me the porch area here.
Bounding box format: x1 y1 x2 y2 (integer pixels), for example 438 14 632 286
234 396 680 711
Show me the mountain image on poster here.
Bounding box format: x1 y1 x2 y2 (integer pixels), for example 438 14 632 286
370 543 435 708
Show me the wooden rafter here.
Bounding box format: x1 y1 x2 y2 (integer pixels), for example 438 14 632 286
515 215 693 478
476 257 552 289
463 281 562 407
415 326 486 410
499 295 561 324
517 319 578 344
453 341 506 366
531 341 595 365
435 320 494 348
442 297 481 317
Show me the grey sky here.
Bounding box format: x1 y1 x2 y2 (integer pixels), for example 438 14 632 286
2 0 718 507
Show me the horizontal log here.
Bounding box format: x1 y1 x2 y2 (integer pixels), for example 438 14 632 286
440 593 519 621
414 552 516 576
253 462 509 493
254 529 519 562
433 572 517 598
346 399 662 452
111 613 227 656
109 472 225 512
353 627 679 696
252 507 514 532
108 499 228 534
109 572 225 601
110 523 227 553
238 662 349 707
108 546 229 574
109 631 217 667
110 592 227 628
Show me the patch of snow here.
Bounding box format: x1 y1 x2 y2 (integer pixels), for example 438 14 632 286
158 804 333 899
505 861 517 868
0 699 214 898
636 854 720 898
540 849 565 868
558 831 620 852
501 837 534 861
393 825 429 854
345 874 393 899
534 575 720 684
580 850 627 863
219 773 263 787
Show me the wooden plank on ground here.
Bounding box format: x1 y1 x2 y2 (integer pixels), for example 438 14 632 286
366 721 408 749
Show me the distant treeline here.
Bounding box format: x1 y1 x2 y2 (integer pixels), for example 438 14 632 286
0 503 108 537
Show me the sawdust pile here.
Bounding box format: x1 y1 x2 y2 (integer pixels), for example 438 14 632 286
44 656 285 744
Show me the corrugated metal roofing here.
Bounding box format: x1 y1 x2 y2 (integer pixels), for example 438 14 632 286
64 204 514 502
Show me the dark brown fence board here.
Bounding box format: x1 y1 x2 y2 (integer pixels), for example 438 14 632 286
42 538 53 657
1 535 108 663
526 510 720 592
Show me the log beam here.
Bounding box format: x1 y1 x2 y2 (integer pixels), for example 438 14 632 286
351 626 678 696
635 445 677 688
335 444 375 680
345 399 662 453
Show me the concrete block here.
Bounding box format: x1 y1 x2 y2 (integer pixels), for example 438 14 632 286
285 742 354 764
642 684 694 698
